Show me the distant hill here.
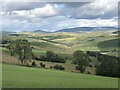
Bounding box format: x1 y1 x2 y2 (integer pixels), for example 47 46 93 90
33 30 50 33
55 27 118 33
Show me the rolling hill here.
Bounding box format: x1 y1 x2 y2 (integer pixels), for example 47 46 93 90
33 30 50 33
1 30 119 54
2 30 119 88
55 27 117 33
97 39 119 51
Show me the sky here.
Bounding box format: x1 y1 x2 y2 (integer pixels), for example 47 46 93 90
0 0 119 32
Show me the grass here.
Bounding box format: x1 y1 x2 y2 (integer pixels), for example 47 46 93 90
2 31 119 88
31 41 73 53
97 39 119 51
2 64 118 88
33 49 73 60
2 31 119 53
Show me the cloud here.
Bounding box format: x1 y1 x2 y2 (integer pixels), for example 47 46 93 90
30 4 57 17
1 2 46 11
57 0 118 19
1 3 59 23
11 4 56 18
0 0 118 32
1 1 118 19
1 16 117 32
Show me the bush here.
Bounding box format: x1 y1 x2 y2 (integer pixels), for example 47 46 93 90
50 66 53 69
53 64 65 70
59 65 65 70
53 64 59 70
32 61 37 67
87 71 91 74
40 62 46 68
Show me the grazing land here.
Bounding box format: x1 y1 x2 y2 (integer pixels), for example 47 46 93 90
1 30 119 88
2 64 118 88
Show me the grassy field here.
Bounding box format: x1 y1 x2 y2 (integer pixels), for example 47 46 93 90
97 39 119 51
2 64 118 88
1 31 119 88
2 31 119 53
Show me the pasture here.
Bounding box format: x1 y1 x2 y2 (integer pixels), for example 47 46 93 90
2 64 118 88
1 31 119 88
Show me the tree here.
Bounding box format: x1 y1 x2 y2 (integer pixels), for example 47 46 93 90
96 55 119 77
45 51 66 63
7 39 33 65
6 41 16 57
46 51 55 61
73 50 90 73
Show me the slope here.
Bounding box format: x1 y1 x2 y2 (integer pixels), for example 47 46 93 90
2 64 118 88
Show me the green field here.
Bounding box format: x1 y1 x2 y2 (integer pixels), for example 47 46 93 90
1 31 119 88
2 31 119 53
97 39 119 51
2 64 118 88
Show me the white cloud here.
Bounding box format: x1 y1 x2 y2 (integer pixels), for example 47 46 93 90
1 15 117 32
54 17 117 30
63 0 118 19
12 4 57 17
0 4 58 23
0 1 118 32
31 4 57 17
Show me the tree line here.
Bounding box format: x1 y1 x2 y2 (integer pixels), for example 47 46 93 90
34 51 66 63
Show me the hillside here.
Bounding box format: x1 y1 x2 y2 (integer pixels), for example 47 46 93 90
33 30 50 33
1 51 78 73
1 30 119 53
55 27 117 33
97 39 119 51
2 30 119 88
2 64 118 88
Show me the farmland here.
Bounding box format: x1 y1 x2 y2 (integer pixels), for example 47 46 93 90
1 30 119 88
2 64 118 88
1 1 119 88
2 31 119 53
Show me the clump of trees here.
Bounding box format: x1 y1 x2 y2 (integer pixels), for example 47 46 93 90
96 55 119 78
6 39 33 65
86 51 119 78
72 50 90 73
34 51 66 63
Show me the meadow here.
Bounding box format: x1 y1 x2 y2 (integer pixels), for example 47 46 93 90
2 64 118 88
1 30 119 88
2 31 119 53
